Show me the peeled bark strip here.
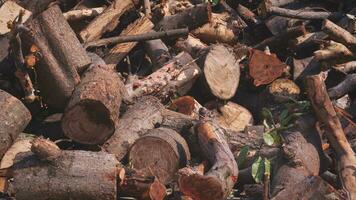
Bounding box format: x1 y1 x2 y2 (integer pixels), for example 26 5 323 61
7 139 119 200
322 19 356 51
156 4 211 31
0 89 31 160
79 0 134 43
104 17 154 69
104 96 194 161
129 128 191 184
204 44 241 100
62 64 124 145
306 75 356 200
192 12 238 44
178 121 238 200
25 5 91 109
126 51 201 101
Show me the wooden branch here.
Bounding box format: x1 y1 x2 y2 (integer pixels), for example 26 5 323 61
322 19 356 51
104 17 154 69
328 74 356 99
7 138 119 200
220 0 247 28
84 28 188 49
25 5 91 109
128 127 191 184
314 41 354 63
236 4 260 25
178 121 238 200
156 4 211 31
143 0 151 16
125 51 201 101
104 96 194 161
334 61 356 74
0 89 31 160
63 7 105 21
254 25 307 50
62 63 125 145
306 74 356 199
79 0 134 43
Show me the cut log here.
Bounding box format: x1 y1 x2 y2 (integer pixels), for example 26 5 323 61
306 74 356 199
178 121 238 200
129 127 190 184
25 5 91 109
322 19 356 51
204 44 241 100
79 0 134 43
0 89 31 160
156 4 211 31
216 101 254 132
192 12 238 44
104 17 154 69
334 61 356 74
104 96 194 161
175 34 208 58
62 63 124 145
314 41 355 67
169 96 202 119
7 138 119 200
125 51 201 101
145 38 172 70
266 78 300 103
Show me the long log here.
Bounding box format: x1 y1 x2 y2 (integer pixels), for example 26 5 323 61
62 60 125 145
104 96 194 161
6 138 119 200
328 74 356 99
25 5 91 109
125 51 201 101
306 74 356 200
322 19 356 51
0 89 31 160
129 127 191 184
104 17 154 69
79 0 134 43
178 121 238 200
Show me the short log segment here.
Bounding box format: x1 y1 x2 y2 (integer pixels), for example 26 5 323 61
104 96 194 161
129 128 191 184
62 64 125 145
25 5 91 109
322 19 356 51
79 0 134 43
0 90 31 160
125 51 201 101
306 75 356 199
204 44 241 100
178 121 238 200
7 138 119 200
216 102 254 132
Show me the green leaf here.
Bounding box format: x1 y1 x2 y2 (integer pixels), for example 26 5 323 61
279 110 289 124
211 0 220 5
261 107 275 126
264 158 271 178
237 146 249 167
252 156 264 183
263 130 282 146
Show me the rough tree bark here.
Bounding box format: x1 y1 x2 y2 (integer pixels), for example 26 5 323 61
0 89 31 160
79 0 134 43
7 138 119 200
178 120 238 200
306 74 356 200
62 62 125 145
24 5 91 109
129 127 191 184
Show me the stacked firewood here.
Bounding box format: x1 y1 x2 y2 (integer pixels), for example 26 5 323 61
0 0 355 199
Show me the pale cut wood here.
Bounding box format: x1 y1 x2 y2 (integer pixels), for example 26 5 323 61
63 7 105 21
266 78 300 103
216 102 254 132
306 74 356 200
129 128 190 184
79 0 134 43
204 44 241 100
0 1 31 35
104 17 154 69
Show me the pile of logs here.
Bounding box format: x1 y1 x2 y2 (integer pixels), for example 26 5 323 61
0 0 355 199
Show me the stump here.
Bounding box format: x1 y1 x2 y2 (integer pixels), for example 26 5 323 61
62 64 125 145
129 128 191 184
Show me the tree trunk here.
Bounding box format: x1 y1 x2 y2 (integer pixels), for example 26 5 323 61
178 121 238 200
104 17 154 69
62 64 125 145
25 5 91 109
129 127 191 184
156 4 211 31
125 51 201 102
306 74 356 199
79 0 134 43
104 96 194 161
7 138 119 200
0 89 31 160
